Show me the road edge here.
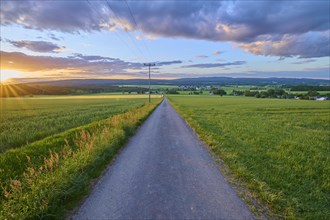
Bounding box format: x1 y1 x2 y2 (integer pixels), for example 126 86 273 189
166 96 269 220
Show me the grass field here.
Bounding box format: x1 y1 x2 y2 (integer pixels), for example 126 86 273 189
0 95 162 218
167 95 330 219
0 94 161 152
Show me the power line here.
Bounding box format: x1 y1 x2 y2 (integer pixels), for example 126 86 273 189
87 0 156 86
124 0 138 30
86 0 142 62
124 0 153 62
105 0 148 63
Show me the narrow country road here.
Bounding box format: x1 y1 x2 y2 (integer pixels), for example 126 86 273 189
73 98 253 219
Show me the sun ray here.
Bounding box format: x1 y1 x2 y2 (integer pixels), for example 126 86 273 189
6 85 30 110
12 84 27 97
7 84 19 97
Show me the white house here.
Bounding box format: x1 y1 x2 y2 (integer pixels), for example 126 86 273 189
316 97 327 101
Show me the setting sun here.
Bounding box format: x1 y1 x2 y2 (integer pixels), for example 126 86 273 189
0 70 23 83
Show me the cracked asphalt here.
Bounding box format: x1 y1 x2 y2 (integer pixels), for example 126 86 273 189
73 98 253 219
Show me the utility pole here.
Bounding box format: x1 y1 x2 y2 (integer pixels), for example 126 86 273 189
144 63 155 102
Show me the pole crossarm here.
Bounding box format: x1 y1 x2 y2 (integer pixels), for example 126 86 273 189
143 63 156 67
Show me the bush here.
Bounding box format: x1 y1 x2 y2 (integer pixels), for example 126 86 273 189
211 88 227 96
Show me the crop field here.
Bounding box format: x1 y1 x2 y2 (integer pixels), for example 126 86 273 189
167 95 330 219
0 94 162 218
0 94 161 152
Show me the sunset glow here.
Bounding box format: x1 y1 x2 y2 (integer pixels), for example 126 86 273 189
0 0 329 82
0 70 23 83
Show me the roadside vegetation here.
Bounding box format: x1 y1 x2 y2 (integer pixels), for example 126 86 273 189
167 95 330 219
0 95 158 152
0 97 162 219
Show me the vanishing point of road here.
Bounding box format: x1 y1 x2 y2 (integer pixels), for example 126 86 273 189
73 98 253 219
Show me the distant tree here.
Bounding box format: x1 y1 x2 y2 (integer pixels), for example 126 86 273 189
211 88 227 96
307 90 320 96
166 89 179 94
259 91 269 98
232 90 244 96
244 90 259 97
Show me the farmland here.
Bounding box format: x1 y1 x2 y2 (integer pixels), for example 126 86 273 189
167 95 330 219
0 94 162 218
0 94 160 152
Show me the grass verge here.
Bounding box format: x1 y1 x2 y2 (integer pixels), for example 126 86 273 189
0 98 162 219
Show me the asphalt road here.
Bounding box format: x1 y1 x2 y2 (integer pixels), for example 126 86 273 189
73 98 253 219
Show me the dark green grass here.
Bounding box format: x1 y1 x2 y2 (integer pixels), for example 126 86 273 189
168 95 330 219
0 95 150 152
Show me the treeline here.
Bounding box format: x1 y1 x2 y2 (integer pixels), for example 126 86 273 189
232 89 330 100
0 84 148 97
165 88 180 94
0 84 71 97
287 85 330 91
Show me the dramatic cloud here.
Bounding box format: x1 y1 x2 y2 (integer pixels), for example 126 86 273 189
1 1 329 58
0 51 182 75
0 1 110 33
182 61 246 68
239 31 330 58
7 40 65 53
0 51 142 73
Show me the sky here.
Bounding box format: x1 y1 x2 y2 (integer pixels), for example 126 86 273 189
0 0 329 83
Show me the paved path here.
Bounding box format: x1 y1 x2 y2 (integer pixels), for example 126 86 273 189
73 98 253 219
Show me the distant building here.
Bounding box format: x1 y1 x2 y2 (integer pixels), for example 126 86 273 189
316 97 327 101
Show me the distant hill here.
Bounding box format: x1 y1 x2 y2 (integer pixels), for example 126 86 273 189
171 77 329 86
1 77 329 97
28 77 330 87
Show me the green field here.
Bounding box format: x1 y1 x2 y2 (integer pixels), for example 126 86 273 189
0 94 162 218
0 94 161 152
167 95 330 219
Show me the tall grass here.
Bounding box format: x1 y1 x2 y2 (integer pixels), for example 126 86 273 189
168 95 330 219
0 99 161 219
